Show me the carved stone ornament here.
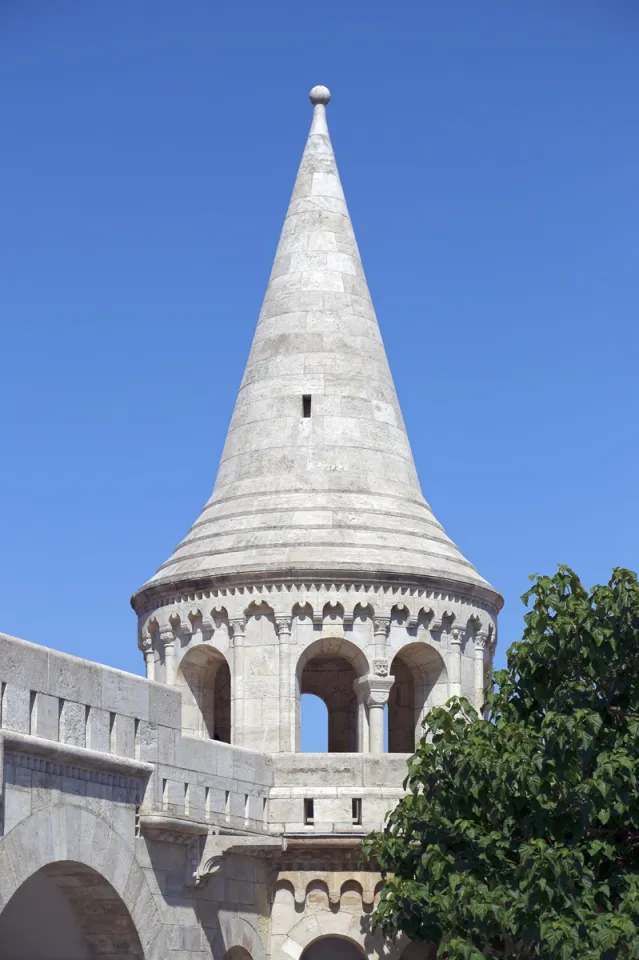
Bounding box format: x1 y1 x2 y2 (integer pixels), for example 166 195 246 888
372 658 390 677
373 617 391 636
158 626 175 647
275 617 293 636
357 674 395 707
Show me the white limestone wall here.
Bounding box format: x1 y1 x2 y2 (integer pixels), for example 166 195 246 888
136 578 497 756
0 631 413 960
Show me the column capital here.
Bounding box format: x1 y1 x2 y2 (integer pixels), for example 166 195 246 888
373 617 391 637
275 616 293 637
158 625 176 646
140 634 154 655
353 673 395 708
450 626 465 646
229 618 246 643
475 630 488 654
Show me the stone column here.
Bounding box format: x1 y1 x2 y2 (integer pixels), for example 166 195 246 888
474 631 487 710
276 616 294 752
230 618 246 747
449 626 463 699
373 617 391 660
141 635 155 682
355 670 394 754
159 626 177 685
353 677 370 753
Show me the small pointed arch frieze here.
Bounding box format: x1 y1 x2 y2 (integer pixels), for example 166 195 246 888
390 602 409 625
352 600 374 622
245 598 275 620
322 600 345 638
292 599 314 621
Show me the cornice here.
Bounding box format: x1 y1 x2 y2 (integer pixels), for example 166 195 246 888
132 569 502 620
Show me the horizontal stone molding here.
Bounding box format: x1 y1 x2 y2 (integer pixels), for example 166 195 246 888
1 730 153 780
138 577 498 654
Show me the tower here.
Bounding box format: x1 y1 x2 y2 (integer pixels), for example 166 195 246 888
132 85 501 761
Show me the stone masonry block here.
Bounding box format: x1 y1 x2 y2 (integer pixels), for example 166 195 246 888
59 698 86 746
113 713 135 758
101 669 149 720
86 705 110 752
157 725 177 765
47 653 102 706
31 692 59 740
0 635 48 692
148 682 181 728
214 743 234 779
176 735 216 774
137 719 159 763
1 684 30 733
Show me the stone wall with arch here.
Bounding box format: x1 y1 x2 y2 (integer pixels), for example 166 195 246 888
270 871 406 960
0 804 166 960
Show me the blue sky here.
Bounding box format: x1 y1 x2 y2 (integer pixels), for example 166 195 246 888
1 2 637 750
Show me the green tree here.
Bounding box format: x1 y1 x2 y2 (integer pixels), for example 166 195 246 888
364 567 639 959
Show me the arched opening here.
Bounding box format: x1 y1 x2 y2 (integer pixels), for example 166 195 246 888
0 861 144 960
388 643 448 753
177 644 231 742
301 936 364 960
224 949 254 960
296 638 368 753
301 693 329 751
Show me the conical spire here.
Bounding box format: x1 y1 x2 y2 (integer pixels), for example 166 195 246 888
133 86 499 608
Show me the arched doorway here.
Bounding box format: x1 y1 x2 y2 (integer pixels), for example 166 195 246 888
301 936 364 960
296 638 369 752
0 861 144 960
388 643 448 752
177 644 231 741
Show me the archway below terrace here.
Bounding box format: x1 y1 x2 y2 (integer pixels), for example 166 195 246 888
301 936 365 960
0 861 144 960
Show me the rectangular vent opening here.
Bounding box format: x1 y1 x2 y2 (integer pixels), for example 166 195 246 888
302 394 312 418
304 798 314 825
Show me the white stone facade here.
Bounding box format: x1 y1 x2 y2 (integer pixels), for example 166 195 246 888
0 86 501 960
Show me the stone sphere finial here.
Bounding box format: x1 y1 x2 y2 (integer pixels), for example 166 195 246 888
309 85 331 106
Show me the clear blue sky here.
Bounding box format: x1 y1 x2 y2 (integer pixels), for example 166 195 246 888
1 2 637 749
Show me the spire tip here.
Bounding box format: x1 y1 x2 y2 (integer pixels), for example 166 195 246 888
309 85 331 106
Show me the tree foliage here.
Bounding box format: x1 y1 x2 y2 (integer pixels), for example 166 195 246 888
364 567 639 959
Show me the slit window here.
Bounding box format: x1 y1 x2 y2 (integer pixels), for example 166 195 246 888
304 797 314 825
352 797 362 825
302 394 312 418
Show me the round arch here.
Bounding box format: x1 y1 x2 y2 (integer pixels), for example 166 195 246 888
217 915 266 960
0 804 165 960
301 936 365 960
296 637 370 753
0 861 144 960
388 642 448 753
177 642 231 741
286 911 403 960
